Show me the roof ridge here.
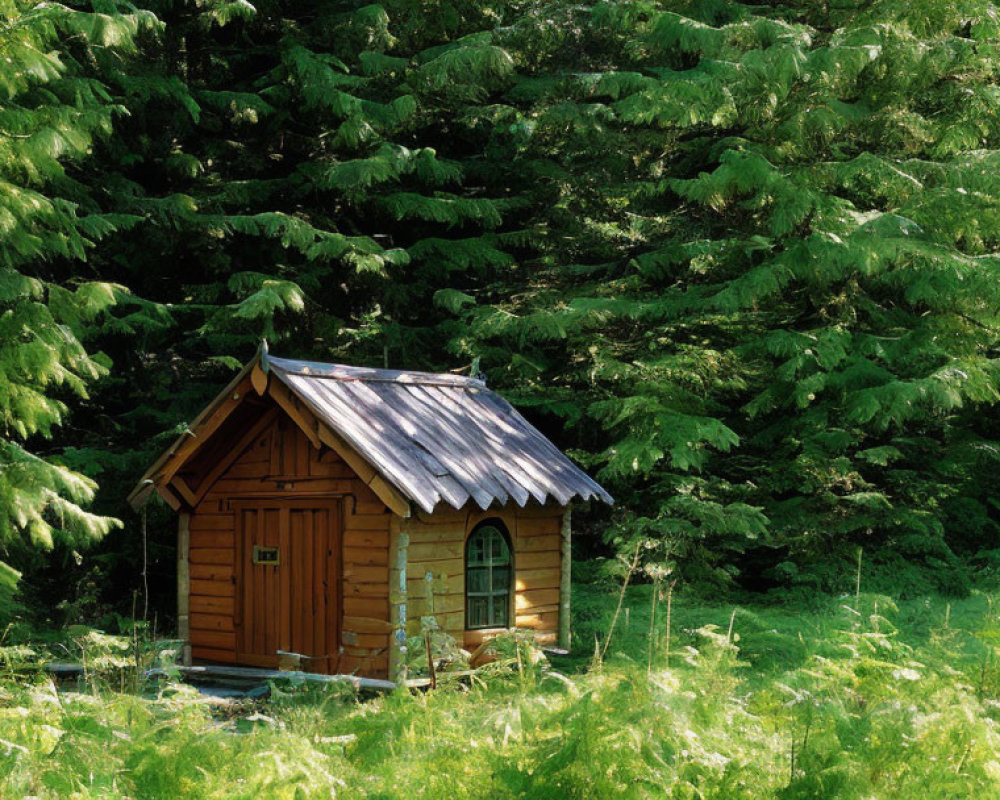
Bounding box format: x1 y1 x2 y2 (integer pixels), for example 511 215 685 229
266 355 486 389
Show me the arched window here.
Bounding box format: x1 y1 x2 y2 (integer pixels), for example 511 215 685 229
465 521 513 629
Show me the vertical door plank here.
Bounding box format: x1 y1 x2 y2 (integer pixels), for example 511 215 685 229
313 510 325 669
279 505 291 652
327 507 340 674
303 513 315 657
267 508 280 656
291 509 304 655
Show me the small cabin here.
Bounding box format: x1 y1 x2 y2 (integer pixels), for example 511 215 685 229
129 350 612 680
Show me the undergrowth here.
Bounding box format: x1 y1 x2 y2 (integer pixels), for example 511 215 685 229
4 584 1000 798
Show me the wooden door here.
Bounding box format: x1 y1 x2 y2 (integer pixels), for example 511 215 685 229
234 500 341 671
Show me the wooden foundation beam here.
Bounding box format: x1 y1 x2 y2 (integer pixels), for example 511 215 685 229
389 516 411 683
178 512 192 666
558 506 572 651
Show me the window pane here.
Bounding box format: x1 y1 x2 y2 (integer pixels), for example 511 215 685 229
468 536 485 565
467 567 489 594
491 531 510 565
492 566 510 591
467 523 512 628
490 595 509 627
468 597 489 629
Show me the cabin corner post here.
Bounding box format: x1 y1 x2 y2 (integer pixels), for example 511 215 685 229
389 515 411 684
558 506 572 651
177 511 192 667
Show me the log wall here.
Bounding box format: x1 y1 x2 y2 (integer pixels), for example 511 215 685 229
405 502 565 649
181 412 393 677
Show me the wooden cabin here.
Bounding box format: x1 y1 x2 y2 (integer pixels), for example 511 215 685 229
129 350 612 680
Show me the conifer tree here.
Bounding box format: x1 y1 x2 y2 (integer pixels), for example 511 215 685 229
440 0 1000 589
0 0 152 607
46 0 1000 602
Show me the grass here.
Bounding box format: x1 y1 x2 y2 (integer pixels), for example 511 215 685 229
4 580 1000 798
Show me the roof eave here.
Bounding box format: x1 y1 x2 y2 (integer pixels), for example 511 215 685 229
126 351 262 509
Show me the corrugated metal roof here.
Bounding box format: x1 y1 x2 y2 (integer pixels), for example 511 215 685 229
266 356 613 514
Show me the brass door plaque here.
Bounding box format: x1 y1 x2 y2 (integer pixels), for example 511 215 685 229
252 546 280 565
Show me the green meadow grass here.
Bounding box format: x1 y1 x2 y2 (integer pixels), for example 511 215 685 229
3 583 1000 799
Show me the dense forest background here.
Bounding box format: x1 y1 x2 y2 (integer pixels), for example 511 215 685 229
6 0 1000 627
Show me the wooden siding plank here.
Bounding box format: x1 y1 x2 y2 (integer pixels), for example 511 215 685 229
515 567 560 590
517 588 560 609
343 530 389 549
407 541 463 562
342 564 388 583
343 597 390 619
344 546 388 566
515 550 560 571
516 516 562 537
515 610 559 629
189 514 235 531
190 595 235 615
347 513 393 531
190 579 233 597
189 531 234 549
513 534 560 553
189 548 233 565
407 573 463 596
406 526 466 545
191 646 236 663
343 581 390 598
190 612 234 632
190 563 233 582
342 615 395 634
190 630 237 650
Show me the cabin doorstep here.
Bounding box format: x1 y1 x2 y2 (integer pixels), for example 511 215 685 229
129 349 612 681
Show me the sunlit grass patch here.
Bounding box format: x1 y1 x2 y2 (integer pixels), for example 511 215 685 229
3 583 1000 798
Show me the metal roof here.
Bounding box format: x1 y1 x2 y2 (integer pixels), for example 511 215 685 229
266 356 613 514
